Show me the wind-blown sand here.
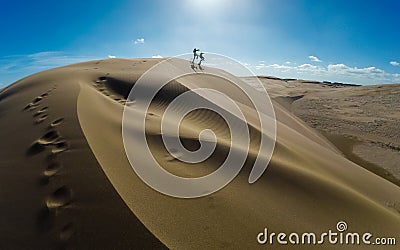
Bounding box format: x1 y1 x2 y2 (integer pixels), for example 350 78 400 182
0 58 399 249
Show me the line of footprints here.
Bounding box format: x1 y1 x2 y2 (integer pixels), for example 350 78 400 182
23 85 74 243
92 75 127 105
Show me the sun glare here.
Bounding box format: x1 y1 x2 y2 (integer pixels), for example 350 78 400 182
190 0 225 9
186 0 232 15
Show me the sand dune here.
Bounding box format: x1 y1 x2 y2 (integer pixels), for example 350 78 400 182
248 76 400 186
0 58 399 249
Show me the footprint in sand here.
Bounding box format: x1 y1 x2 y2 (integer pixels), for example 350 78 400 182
99 89 110 96
45 186 73 209
93 76 128 105
27 130 65 155
43 162 62 177
24 87 75 240
33 107 48 117
125 98 136 107
35 114 49 124
37 130 60 145
51 140 69 154
112 97 127 105
38 161 63 185
23 90 52 112
23 102 39 111
49 118 64 128
26 97 43 111
93 80 101 86
145 112 159 121
33 96 43 104
27 142 46 155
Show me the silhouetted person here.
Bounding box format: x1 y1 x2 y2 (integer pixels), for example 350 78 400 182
198 52 205 66
192 48 200 63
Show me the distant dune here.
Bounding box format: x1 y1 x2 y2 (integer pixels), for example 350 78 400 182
0 58 399 249
245 76 400 186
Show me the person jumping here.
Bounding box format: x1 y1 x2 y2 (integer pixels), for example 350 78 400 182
192 48 200 63
198 52 205 66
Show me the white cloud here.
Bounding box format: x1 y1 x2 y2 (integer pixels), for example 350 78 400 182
18 52 97 68
393 74 400 82
327 64 384 75
256 63 292 74
326 63 348 72
134 38 145 44
390 61 399 66
259 63 323 73
252 61 399 85
108 55 116 58
151 55 163 58
309 55 322 62
0 52 99 86
298 64 321 71
285 61 291 64
27 51 60 59
266 63 291 70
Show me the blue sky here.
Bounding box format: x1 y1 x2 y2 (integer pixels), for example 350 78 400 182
1 0 400 87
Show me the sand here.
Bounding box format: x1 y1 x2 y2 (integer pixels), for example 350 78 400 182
0 59 399 249
247 76 400 186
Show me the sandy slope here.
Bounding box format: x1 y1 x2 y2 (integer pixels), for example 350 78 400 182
0 58 399 249
248 76 400 186
292 84 400 182
0 61 165 249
